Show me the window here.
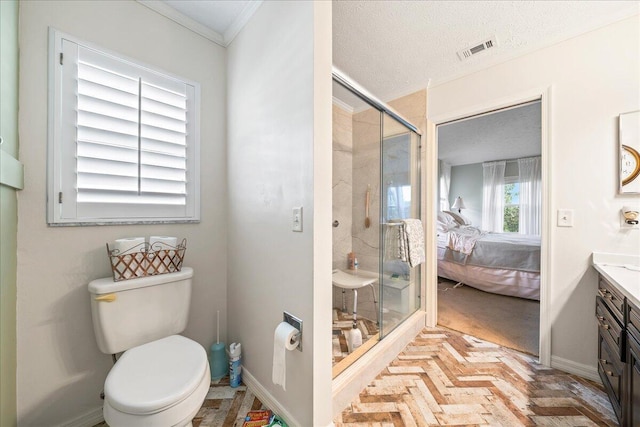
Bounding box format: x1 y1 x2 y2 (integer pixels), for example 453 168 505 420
503 178 520 232
48 29 200 225
387 185 411 220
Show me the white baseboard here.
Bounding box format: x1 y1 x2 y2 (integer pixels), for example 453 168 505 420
551 355 600 383
59 406 103 427
242 367 303 427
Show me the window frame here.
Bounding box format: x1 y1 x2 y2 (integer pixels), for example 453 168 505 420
47 28 201 225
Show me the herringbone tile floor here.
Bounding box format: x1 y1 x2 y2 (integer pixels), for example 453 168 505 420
335 327 617 426
95 327 616 426
192 377 265 427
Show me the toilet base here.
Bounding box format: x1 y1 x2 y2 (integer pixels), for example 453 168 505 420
104 362 210 427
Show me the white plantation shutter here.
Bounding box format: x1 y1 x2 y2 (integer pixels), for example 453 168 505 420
49 30 200 224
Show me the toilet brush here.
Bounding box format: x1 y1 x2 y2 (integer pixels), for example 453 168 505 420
209 310 228 380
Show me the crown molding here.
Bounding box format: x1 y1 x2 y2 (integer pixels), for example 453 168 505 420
224 1 263 46
137 0 225 46
332 96 354 114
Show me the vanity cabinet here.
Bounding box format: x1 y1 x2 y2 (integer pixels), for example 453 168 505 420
627 301 640 426
596 273 640 426
597 293 625 422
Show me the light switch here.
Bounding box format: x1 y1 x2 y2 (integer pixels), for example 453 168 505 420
557 209 574 227
292 207 303 232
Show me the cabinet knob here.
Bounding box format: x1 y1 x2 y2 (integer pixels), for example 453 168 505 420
605 370 617 377
599 358 608 364
597 319 610 329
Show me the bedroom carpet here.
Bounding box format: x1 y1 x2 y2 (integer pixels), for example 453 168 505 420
437 277 540 356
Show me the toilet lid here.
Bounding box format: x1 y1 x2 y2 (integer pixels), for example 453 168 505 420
105 335 208 415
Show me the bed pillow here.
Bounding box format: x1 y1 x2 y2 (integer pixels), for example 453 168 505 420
437 211 457 232
443 210 471 226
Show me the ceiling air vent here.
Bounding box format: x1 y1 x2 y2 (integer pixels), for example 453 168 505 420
457 35 498 61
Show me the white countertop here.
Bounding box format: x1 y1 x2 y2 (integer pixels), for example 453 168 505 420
593 252 640 308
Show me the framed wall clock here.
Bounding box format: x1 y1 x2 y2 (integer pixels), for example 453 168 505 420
622 144 640 186
620 111 640 194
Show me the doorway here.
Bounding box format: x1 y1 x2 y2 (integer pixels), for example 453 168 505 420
435 100 543 357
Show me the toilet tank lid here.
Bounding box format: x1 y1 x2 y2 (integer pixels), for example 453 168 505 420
88 267 193 294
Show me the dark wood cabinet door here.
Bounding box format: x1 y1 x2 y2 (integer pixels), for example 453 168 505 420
629 332 640 426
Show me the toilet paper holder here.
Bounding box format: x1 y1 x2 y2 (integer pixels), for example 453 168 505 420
283 311 302 352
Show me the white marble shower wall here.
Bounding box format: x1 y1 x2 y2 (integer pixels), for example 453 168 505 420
332 104 353 271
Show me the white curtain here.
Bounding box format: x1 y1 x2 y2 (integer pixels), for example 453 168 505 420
438 160 452 212
482 161 506 232
518 156 542 235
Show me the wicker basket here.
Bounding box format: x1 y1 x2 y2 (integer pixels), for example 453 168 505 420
106 238 187 282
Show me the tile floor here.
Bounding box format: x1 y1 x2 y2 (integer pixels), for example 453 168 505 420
335 327 617 426
95 327 617 426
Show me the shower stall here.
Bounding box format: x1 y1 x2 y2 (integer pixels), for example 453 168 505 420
331 69 422 373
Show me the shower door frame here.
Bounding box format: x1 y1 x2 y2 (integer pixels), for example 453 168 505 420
332 67 424 339
378 117 422 339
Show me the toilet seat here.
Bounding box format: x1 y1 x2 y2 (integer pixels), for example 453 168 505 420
104 335 210 426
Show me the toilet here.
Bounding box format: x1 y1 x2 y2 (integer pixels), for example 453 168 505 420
88 267 210 426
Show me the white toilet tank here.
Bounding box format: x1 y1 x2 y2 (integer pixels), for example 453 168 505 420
88 267 193 354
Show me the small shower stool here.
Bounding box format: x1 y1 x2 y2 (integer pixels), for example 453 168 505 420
332 269 379 328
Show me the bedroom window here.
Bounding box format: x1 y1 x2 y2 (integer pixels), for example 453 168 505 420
47 29 201 225
503 179 520 232
387 184 412 219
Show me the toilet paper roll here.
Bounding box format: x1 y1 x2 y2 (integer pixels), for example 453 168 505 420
149 236 178 273
114 237 145 254
114 237 145 278
149 236 177 250
272 322 300 391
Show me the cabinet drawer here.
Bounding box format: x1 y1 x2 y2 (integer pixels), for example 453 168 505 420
597 296 624 358
598 330 624 422
598 276 625 321
628 300 640 345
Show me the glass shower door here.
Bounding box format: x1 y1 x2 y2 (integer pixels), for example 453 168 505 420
379 112 422 338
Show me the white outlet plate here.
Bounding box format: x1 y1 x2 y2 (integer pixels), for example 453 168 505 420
292 207 303 232
557 209 574 227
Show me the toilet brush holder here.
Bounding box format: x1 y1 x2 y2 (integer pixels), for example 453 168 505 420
209 342 228 381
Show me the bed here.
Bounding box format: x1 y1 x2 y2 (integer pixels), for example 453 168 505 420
437 211 540 300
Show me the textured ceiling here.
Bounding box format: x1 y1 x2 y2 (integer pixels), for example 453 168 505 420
438 102 541 166
333 0 639 109
153 0 638 109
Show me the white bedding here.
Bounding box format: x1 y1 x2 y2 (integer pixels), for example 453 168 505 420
436 221 541 300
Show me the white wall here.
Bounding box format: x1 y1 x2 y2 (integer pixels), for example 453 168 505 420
17 1 227 425
226 1 332 426
449 163 483 226
429 16 640 371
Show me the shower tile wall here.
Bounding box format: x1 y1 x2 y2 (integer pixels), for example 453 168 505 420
332 104 353 271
